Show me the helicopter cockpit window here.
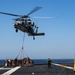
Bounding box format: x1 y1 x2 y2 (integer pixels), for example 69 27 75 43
21 19 24 21
20 19 25 25
27 19 32 25
14 19 22 25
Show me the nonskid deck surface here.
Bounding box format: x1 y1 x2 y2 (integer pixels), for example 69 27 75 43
0 63 75 75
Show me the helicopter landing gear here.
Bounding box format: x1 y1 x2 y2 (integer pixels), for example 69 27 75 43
33 36 35 40
16 29 18 32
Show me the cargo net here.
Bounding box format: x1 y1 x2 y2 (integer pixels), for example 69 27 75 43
16 33 28 59
4 33 34 67
14 33 34 66
16 46 28 60
5 46 34 67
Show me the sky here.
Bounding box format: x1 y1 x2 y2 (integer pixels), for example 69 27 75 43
0 0 75 59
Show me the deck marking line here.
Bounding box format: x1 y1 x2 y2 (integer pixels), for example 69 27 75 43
52 63 73 70
1 66 21 75
0 67 13 70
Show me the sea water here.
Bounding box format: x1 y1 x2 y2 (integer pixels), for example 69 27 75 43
33 59 73 64
0 59 73 65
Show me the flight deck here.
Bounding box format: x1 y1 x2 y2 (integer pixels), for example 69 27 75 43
0 63 75 75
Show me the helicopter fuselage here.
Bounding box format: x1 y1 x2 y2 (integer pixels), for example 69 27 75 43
14 19 45 40
14 23 34 34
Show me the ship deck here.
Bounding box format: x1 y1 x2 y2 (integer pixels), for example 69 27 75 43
0 63 75 75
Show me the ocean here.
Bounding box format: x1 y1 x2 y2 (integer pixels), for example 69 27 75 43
0 59 74 65
33 59 74 64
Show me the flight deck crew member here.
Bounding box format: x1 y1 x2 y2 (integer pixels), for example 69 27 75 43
48 58 52 68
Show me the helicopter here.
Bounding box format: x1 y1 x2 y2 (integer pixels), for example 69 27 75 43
0 7 45 40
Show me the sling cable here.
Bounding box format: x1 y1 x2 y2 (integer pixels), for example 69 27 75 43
16 33 28 59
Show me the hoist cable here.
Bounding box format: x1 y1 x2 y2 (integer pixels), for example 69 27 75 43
22 32 25 47
22 33 28 57
16 33 28 59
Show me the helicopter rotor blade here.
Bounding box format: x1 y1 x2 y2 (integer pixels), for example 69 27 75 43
0 12 21 17
31 17 57 18
21 7 42 18
15 16 56 20
0 7 42 19
27 7 42 16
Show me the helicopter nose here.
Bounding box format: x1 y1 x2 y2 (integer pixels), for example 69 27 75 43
13 23 15 25
13 24 17 28
13 21 16 25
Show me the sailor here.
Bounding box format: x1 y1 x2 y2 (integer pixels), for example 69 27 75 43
15 58 18 66
4 59 7 67
48 58 52 68
8 59 11 66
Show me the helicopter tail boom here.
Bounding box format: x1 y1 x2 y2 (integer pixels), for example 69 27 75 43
28 33 45 36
